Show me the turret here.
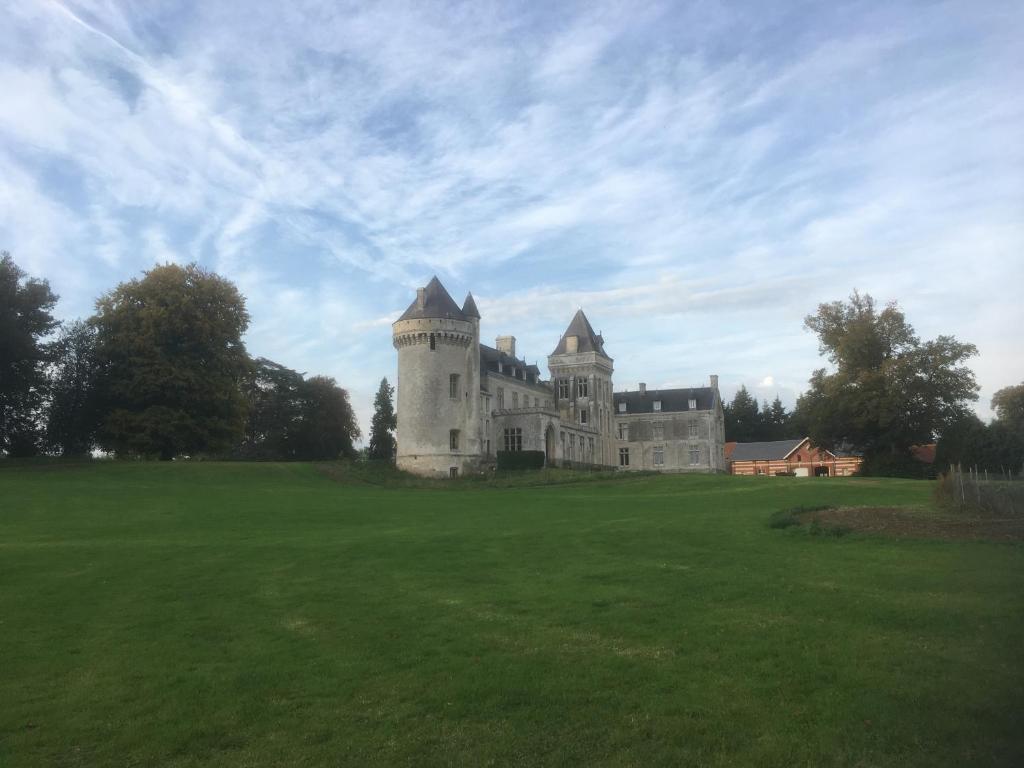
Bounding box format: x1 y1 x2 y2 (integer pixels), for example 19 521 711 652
392 277 482 477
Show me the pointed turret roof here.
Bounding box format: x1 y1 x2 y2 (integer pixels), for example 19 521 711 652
397 276 467 321
551 309 608 357
461 292 480 319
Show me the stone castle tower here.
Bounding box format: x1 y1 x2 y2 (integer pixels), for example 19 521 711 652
548 310 616 466
392 277 482 476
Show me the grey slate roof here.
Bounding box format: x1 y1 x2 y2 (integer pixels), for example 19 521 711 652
729 439 805 461
397 276 466 321
551 309 608 357
461 293 481 319
480 344 542 382
613 387 717 414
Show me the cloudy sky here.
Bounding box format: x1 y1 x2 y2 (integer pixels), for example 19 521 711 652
2 0 1022 435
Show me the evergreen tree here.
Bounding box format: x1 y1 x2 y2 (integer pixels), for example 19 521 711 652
0 252 59 456
757 395 790 441
723 385 760 442
368 377 397 461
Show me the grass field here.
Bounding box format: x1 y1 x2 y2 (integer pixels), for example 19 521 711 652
1 462 1022 766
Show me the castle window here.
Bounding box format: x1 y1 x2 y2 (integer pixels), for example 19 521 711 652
503 427 522 452
449 467 458 478
588 437 594 457
579 408 588 425
450 430 460 451
579 436 585 457
654 446 665 466
512 392 519 409
619 447 630 467
557 379 570 400
618 423 628 440
449 373 460 399
689 445 700 465
689 398 697 410
429 333 436 350
618 402 626 413
577 379 588 398
653 422 664 440
497 388 504 409
653 400 662 411
688 421 698 438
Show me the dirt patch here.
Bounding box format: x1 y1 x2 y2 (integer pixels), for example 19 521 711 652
797 506 1024 542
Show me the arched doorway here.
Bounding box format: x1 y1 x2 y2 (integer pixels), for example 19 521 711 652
544 424 556 467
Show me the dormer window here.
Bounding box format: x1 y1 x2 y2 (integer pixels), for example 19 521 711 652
653 400 662 411
618 402 626 413
689 398 697 409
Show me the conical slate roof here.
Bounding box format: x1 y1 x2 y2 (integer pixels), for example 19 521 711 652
551 309 607 356
397 276 467 321
461 292 480 319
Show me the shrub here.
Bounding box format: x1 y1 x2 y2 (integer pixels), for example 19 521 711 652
496 450 546 471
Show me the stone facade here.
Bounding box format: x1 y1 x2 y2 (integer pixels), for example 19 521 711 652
392 277 725 477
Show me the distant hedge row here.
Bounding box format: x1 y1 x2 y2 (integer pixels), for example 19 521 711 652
496 450 545 471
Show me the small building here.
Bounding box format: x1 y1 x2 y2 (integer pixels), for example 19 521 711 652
727 437 861 477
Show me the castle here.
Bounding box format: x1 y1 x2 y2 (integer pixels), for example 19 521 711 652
392 277 726 477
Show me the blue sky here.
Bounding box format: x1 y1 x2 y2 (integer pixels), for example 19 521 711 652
2 0 1022 435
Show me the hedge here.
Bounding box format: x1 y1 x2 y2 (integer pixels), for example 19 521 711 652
496 450 546 471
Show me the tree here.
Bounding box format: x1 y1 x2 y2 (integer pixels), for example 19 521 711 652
293 376 359 460
801 291 978 475
92 263 250 459
761 395 790 441
0 252 59 456
991 383 1024 432
45 320 101 456
368 377 396 461
723 385 760 442
237 357 306 459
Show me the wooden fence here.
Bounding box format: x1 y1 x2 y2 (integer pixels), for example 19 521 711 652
937 464 1022 516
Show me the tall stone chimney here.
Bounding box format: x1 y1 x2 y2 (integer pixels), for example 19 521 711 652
710 374 719 390
496 335 516 357
639 382 647 395
416 287 426 310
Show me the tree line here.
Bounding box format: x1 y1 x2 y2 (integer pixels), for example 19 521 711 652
722 291 1022 476
1 252 396 461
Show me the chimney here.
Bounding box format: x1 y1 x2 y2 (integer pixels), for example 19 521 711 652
639 382 647 395
416 287 426 310
496 335 516 357
710 374 719 390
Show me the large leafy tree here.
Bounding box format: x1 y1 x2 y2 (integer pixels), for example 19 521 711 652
293 376 359 460
238 357 306 459
0 252 59 456
92 263 250 459
368 377 396 461
991 383 1024 432
800 291 978 475
45 319 101 456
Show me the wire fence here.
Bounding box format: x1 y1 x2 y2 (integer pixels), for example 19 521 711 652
936 464 1023 516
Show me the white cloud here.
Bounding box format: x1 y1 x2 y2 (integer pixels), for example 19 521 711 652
1 0 1021 433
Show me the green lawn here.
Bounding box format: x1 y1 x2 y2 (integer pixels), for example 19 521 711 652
1 462 1021 766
